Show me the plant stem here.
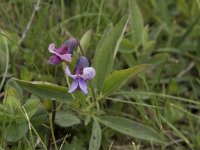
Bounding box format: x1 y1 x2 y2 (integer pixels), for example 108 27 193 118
78 42 84 55
18 0 40 45
0 30 9 92
47 100 58 150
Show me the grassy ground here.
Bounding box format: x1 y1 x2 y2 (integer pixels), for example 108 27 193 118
0 0 200 149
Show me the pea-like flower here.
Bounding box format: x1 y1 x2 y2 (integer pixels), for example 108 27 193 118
66 56 96 94
48 38 78 65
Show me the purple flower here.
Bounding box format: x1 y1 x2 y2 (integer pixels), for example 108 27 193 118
48 38 78 65
66 56 96 94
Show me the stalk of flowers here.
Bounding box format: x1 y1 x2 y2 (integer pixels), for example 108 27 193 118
48 38 79 65
66 56 96 94
48 38 96 95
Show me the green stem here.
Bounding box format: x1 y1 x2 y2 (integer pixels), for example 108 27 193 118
48 100 58 150
89 81 96 102
78 42 84 56
0 30 9 91
88 81 100 111
175 13 200 47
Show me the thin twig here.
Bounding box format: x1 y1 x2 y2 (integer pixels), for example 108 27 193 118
78 42 84 56
177 62 195 78
0 30 9 92
52 100 56 129
0 92 4 100
18 0 40 45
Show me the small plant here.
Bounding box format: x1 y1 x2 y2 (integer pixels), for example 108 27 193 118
6 16 163 149
1 0 199 149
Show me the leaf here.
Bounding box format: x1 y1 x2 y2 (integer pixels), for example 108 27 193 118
196 0 200 9
0 49 6 74
89 120 102 150
31 106 48 126
78 29 93 54
5 79 24 103
5 122 28 142
93 15 129 92
99 116 164 143
102 64 149 97
0 30 9 91
96 23 113 51
61 137 85 150
0 104 13 123
84 116 91 126
23 98 40 118
121 53 137 67
146 54 169 67
129 0 144 47
13 78 73 102
20 67 33 81
3 94 21 116
118 38 135 53
55 111 81 127
4 84 22 103
141 25 149 45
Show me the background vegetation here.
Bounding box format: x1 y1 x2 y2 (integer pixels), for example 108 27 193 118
0 0 200 149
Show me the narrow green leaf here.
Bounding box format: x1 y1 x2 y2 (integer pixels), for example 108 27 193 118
175 13 200 47
84 116 91 126
121 53 137 67
55 111 81 127
96 23 113 51
89 120 102 150
93 15 129 92
78 29 93 54
161 116 193 149
146 54 169 67
120 91 200 106
195 0 200 10
141 25 149 47
20 67 32 81
118 38 135 53
0 30 9 91
129 0 144 47
13 78 72 102
102 64 148 97
99 116 164 143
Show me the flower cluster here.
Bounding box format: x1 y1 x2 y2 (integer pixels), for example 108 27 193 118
48 38 78 64
48 38 95 94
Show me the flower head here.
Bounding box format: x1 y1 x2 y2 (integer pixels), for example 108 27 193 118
48 38 78 65
66 56 96 94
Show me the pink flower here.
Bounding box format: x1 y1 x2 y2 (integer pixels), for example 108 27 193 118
48 38 78 65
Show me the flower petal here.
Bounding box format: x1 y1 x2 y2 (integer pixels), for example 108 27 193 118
59 53 72 62
48 54 61 65
79 78 88 94
65 66 72 76
65 66 78 79
65 38 78 54
49 43 71 62
68 79 79 93
81 67 96 80
48 43 56 53
74 56 89 74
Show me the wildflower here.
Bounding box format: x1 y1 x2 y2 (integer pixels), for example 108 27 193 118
48 38 78 65
66 56 96 94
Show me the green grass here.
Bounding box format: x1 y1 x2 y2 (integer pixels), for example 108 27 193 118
0 0 200 149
